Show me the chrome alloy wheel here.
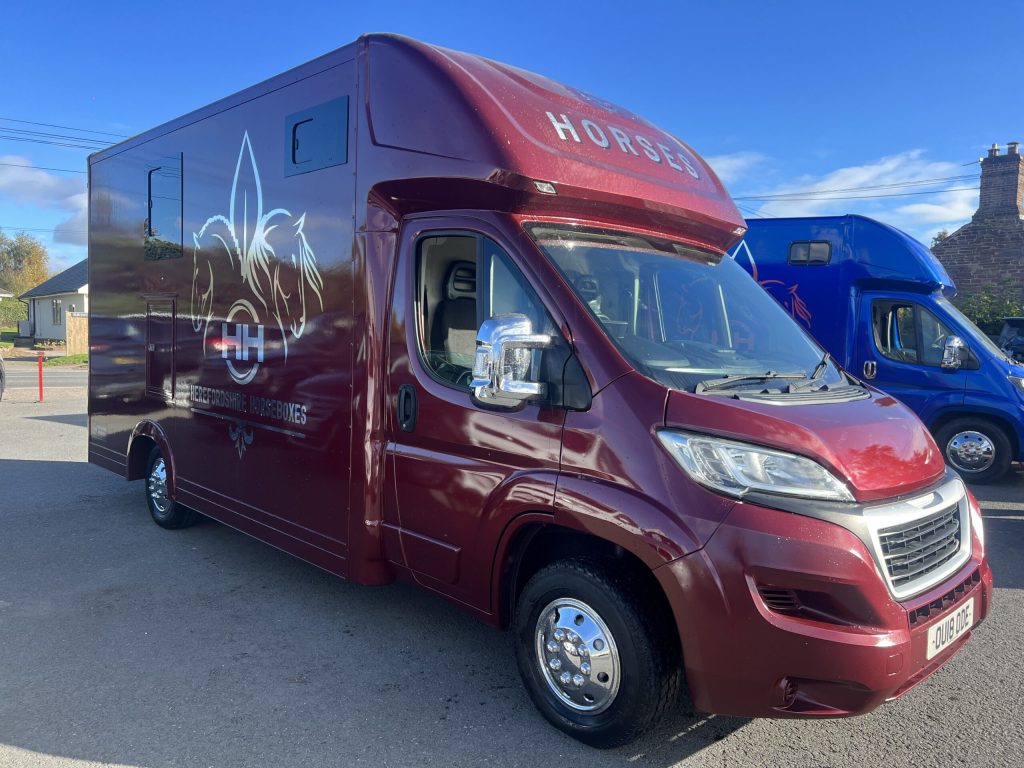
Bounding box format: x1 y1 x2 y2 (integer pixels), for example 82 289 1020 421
147 457 171 516
946 430 996 474
535 598 621 713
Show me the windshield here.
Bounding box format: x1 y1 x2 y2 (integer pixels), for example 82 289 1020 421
528 224 848 393
935 297 1013 362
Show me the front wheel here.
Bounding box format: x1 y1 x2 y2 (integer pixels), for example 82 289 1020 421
145 447 199 529
934 418 1012 484
513 558 682 748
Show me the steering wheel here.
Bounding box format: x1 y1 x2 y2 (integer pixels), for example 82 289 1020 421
426 351 472 387
729 319 756 354
674 279 710 341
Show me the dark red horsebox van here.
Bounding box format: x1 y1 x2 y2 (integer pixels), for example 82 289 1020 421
87 35 991 746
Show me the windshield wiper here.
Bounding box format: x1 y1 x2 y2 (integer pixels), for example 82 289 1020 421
809 351 830 380
696 371 806 393
787 352 831 392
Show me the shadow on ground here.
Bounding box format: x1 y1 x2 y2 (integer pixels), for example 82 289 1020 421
0 457 750 768
25 413 88 428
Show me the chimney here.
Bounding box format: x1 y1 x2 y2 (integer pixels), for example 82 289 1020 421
975 139 1024 219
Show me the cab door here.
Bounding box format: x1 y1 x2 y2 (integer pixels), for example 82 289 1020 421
855 293 966 420
383 217 565 612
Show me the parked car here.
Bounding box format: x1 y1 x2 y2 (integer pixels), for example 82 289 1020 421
998 317 1024 363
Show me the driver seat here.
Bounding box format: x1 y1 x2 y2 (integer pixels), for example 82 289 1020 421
432 261 478 369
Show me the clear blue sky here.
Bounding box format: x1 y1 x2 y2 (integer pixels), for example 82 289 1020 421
2 0 1022 271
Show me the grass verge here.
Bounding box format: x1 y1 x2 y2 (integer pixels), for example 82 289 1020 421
44 354 88 366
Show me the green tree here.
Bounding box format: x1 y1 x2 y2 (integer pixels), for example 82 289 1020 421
955 280 1024 335
0 230 51 297
930 229 950 248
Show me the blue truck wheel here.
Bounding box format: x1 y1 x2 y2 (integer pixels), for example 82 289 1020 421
934 418 1012 484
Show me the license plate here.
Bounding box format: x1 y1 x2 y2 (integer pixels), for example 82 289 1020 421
926 597 974 660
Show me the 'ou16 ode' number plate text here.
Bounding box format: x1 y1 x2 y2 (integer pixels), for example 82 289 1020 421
926 597 975 660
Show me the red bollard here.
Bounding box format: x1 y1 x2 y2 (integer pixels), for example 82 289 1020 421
38 354 43 402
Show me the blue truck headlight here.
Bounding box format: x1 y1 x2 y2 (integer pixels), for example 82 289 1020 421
657 430 854 502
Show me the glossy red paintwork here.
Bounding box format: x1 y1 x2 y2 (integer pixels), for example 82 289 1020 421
384 213 565 610
87 34 988 723
362 36 744 253
655 493 991 717
666 389 947 502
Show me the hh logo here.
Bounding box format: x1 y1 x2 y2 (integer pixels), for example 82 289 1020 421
222 323 264 362
221 299 264 385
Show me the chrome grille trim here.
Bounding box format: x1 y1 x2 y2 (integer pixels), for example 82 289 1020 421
863 476 972 600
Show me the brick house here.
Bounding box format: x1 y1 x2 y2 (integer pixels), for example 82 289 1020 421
932 142 1024 302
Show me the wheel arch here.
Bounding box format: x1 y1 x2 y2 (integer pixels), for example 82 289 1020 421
127 421 175 497
929 409 1020 459
492 517 680 659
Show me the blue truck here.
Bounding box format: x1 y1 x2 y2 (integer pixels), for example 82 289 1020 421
732 214 1024 482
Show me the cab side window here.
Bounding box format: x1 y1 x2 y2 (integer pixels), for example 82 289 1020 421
872 301 954 366
416 233 553 390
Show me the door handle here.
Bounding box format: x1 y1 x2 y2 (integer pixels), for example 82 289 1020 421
397 384 418 433
863 360 877 380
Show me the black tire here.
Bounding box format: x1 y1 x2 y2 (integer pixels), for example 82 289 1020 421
144 446 199 529
934 418 1013 484
513 558 682 748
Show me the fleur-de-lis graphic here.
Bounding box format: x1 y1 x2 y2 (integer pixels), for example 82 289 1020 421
228 420 255 458
191 131 324 362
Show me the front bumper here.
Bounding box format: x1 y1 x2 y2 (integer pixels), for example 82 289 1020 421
655 492 992 718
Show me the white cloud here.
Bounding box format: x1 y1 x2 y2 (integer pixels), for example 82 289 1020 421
704 151 767 184
52 191 88 246
892 187 978 225
0 156 82 205
0 155 87 245
734 150 979 242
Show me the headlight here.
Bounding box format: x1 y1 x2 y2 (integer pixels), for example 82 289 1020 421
1009 375 1024 393
657 430 854 502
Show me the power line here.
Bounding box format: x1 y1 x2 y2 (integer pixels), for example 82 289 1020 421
735 204 770 219
0 225 87 234
0 126 111 147
0 133 107 151
734 173 979 201
0 116 128 139
0 161 87 174
737 186 979 202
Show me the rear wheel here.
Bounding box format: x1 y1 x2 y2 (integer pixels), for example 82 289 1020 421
934 418 1012 484
513 558 682 748
145 447 199 529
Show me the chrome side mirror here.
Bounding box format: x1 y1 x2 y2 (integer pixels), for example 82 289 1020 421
471 314 553 408
941 335 966 370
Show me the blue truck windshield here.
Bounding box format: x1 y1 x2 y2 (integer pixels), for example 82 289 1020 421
529 224 847 393
935 297 1012 362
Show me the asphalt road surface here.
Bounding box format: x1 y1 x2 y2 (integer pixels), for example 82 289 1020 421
0 392 1021 768
2 359 88 391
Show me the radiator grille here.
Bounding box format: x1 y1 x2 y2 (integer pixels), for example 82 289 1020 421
878 503 962 592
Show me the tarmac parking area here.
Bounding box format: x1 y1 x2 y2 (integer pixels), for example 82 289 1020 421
0 390 1021 768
